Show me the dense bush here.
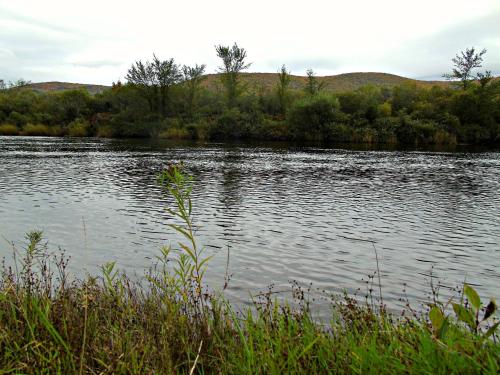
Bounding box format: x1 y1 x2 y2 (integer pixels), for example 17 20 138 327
208 108 252 139
0 123 20 135
67 118 90 137
288 95 344 141
21 123 54 136
0 75 499 144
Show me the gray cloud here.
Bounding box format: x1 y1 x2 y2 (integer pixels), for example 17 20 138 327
0 9 87 81
254 9 500 79
0 1 499 83
387 9 500 79
69 60 124 68
275 59 340 75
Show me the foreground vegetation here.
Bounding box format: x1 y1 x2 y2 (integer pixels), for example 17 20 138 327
1 165 498 373
1 46 499 145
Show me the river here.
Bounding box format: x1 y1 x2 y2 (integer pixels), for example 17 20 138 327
1 136 499 314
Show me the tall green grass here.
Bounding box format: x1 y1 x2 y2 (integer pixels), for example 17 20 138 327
0 165 498 373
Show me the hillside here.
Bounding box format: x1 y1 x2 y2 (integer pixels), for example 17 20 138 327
23 81 109 95
201 72 452 92
22 73 455 95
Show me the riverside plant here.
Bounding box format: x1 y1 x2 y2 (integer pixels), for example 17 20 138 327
0 164 498 373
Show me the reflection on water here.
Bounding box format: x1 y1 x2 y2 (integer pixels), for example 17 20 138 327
1 136 499 313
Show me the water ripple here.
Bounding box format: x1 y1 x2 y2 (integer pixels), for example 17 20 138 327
1 136 499 313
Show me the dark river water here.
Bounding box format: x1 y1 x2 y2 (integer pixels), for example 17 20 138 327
1 136 499 314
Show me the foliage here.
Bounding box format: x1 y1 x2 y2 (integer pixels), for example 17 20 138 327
67 118 90 137
182 64 206 119
21 123 56 136
276 64 291 116
443 47 487 90
288 95 342 140
304 68 326 96
428 283 498 343
126 55 182 115
0 123 20 135
0 45 499 145
215 43 251 107
209 108 254 139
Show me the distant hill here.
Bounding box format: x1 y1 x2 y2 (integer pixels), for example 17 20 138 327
23 81 109 95
22 73 456 95
201 72 452 92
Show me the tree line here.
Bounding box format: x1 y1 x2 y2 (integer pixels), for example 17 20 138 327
0 45 498 145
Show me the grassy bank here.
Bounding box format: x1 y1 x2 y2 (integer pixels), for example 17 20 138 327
1 166 498 374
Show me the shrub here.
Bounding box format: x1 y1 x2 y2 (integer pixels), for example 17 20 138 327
378 102 392 117
338 91 365 115
158 127 191 139
391 82 422 113
209 109 251 139
96 126 114 138
252 118 290 140
352 127 378 143
288 95 343 140
456 124 491 144
190 118 212 140
21 123 53 136
373 117 399 143
158 118 194 140
7 111 30 127
67 118 90 137
0 123 20 135
432 129 457 145
50 125 65 136
395 117 455 145
326 123 353 142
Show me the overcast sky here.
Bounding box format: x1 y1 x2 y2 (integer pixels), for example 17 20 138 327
1 0 499 85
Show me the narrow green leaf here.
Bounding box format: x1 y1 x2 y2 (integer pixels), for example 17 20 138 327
198 256 213 270
179 243 196 260
31 299 70 353
168 224 191 240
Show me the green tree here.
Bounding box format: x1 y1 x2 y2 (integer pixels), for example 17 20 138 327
0 78 32 90
304 69 325 96
276 65 291 116
391 82 422 113
215 43 251 107
182 64 206 119
12 79 31 88
152 55 182 116
126 55 181 116
126 59 157 112
56 90 92 123
477 70 493 88
443 47 487 90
